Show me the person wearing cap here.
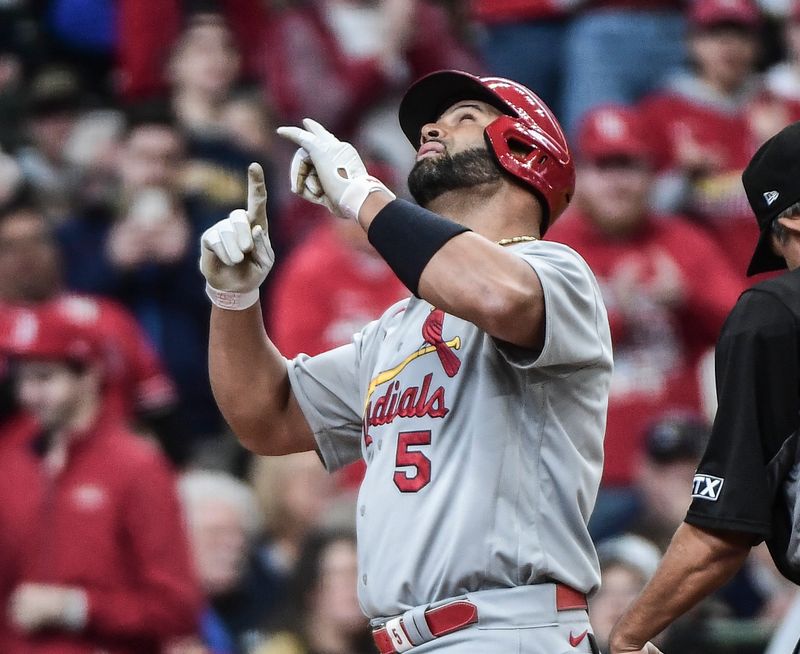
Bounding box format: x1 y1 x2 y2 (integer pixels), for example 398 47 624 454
609 120 800 654
548 104 744 515
0 303 203 654
0 200 181 463
638 0 765 278
628 413 710 552
201 69 613 652
16 66 84 220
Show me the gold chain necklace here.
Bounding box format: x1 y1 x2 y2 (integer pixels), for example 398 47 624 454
496 236 538 247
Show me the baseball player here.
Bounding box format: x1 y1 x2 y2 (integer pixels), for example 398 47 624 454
609 122 800 654
201 70 612 653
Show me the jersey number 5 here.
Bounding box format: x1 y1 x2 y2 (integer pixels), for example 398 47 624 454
394 430 431 493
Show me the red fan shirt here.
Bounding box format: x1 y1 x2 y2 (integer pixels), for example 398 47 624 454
0 413 202 653
549 210 745 484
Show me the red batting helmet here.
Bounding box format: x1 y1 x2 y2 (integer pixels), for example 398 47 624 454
399 70 575 232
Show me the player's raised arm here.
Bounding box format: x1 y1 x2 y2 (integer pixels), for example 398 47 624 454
200 163 316 455
277 73 577 351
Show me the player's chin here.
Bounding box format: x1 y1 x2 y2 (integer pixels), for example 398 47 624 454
410 155 442 175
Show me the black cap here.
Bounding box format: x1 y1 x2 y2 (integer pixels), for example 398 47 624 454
27 67 82 117
644 412 709 464
742 121 800 276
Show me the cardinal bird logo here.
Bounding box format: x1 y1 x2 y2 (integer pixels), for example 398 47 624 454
362 307 462 417
422 309 461 377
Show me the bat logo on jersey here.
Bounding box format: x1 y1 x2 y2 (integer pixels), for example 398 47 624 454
362 309 461 446
692 474 724 501
422 309 461 376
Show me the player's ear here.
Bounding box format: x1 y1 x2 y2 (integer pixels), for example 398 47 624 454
776 215 800 236
769 216 800 258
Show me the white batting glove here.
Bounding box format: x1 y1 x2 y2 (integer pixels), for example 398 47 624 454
9 583 88 632
199 163 275 310
277 118 395 221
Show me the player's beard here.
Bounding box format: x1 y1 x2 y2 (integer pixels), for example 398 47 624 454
407 148 502 207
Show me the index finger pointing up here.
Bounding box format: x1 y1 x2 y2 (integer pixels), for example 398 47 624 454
247 162 268 229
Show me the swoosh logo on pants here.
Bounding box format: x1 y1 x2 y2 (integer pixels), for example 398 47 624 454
569 629 589 647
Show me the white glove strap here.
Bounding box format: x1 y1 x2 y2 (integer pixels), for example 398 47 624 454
339 176 396 222
206 284 260 310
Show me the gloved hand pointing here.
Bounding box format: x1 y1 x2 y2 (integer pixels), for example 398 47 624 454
277 118 395 221
199 163 274 310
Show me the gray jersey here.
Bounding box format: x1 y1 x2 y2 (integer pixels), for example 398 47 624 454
286 240 613 619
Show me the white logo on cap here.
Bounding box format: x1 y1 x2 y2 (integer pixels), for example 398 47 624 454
764 190 780 206
597 111 626 140
12 311 38 347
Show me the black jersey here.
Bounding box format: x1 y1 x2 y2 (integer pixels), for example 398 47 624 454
685 268 800 584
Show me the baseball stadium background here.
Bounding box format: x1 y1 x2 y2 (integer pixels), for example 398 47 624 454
1 0 800 652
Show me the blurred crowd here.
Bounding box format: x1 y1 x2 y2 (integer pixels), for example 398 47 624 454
2 0 800 652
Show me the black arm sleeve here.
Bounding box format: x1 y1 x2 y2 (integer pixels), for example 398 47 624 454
367 199 470 296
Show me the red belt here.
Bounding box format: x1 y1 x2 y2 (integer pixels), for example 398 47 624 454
372 583 587 654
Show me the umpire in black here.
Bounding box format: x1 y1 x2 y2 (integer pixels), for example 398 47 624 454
609 122 800 654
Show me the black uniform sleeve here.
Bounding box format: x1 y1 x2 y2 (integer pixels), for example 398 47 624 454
685 288 800 540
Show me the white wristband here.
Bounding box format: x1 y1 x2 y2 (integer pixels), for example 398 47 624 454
205 284 260 310
339 176 396 222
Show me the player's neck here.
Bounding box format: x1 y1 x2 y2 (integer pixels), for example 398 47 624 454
423 180 542 241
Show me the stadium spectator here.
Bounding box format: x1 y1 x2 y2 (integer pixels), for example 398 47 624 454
16 66 83 221
169 12 241 139
255 529 373 654
562 0 687 136
179 470 275 654
639 0 765 276
0 202 180 456
168 10 265 215
57 107 224 448
115 0 266 102
548 104 744 503
618 412 711 550
0 303 202 654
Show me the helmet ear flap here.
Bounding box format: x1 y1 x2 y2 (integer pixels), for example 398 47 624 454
484 115 575 231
